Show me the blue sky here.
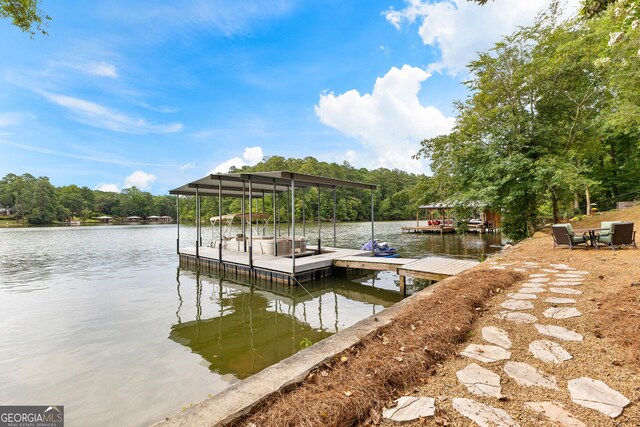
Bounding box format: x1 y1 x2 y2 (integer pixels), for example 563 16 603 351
0 0 577 194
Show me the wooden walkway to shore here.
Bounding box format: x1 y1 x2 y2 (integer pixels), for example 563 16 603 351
333 255 479 294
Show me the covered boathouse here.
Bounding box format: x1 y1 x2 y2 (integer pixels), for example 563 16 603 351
170 171 378 284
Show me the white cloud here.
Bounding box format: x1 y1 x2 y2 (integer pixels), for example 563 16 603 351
71 61 118 78
385 0 581 74
96 183 120 193
211 146 264 173
124 170 157 190
315 65 454 172
0 112 34 127
242 146 264 164
179 162 195 172
39 91 183 134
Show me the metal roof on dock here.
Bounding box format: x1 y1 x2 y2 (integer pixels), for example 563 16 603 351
170 170 377 197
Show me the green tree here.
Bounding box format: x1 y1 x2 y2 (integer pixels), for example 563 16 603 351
1 0 51 37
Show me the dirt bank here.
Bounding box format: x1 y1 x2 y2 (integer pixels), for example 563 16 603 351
238 207 639 426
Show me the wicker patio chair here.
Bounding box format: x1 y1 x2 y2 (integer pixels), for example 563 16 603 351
551 224 589 249
597 222 637 250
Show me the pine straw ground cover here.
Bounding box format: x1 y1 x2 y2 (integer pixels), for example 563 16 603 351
594 285 640 369
236 269 522 427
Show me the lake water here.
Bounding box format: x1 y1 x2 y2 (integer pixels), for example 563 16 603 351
0 221 502 426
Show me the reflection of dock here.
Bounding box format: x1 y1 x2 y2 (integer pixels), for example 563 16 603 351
170 271 401 379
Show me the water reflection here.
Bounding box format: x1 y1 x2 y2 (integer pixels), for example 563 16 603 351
170 269 402 379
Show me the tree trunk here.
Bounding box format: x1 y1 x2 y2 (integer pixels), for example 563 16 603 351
573 192 580 213
585 185 591 216
552 192 560 224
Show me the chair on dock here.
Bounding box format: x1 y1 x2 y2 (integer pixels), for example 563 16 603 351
551 224 589 249
597 222 637 250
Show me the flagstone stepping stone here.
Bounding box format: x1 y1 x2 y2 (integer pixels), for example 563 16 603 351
513 268 526 272
382 396 436 422
553 278 583 283
545 297 576 304
501 299 534 310
529 340 572 364
541 269 560 273
529 273 547 277
524 401 586 427
568 377 630 418
482 326 512 349
528 277 550 283
503 361 558 390
543 307 581 319
549 287 582 295
550 264 573 269
550 282 582 287
460 344 511 363
570 271 589 275
556 274 582 278
456 363 503 398
452 398 519 427
495 311 538 323
508 293 537 300
519 287 546 294
521 282 546 288
534 324 583 341
524 262 540 265
490 265 506 270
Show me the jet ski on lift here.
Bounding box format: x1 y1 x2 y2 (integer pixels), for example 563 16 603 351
361 240 399 257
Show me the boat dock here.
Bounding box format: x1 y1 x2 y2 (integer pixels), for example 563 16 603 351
180 245 479 293
401 225 456 234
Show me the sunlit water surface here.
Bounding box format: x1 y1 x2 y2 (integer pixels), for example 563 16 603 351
0 221 502 426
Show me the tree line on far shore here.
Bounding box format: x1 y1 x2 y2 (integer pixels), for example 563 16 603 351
0 162 433 225
0 173 175 224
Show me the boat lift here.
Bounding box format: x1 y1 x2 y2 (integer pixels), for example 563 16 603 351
210 212 271 246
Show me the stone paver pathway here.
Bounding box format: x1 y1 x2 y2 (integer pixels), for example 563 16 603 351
524 401 586 427
382 396 435 423
383 260 631 426
456 363 503 398
568 378 631 418
452 398 519 427
529 340 572 364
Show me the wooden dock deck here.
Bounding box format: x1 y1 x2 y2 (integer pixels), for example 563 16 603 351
397 256 479 281
333 256 417 271
332 254 479 294
401 225 456 234
179 245 480 289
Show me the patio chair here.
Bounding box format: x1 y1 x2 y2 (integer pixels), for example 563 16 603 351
551 224 589 249
597 222 637 250
599 221 622 237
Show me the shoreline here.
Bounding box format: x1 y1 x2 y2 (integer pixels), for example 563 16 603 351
156 206 639 426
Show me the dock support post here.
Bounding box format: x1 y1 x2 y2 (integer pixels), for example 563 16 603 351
249 177 253 270
242 181 246 252
333 187 337 247
176 195 180 254
218 177 222 263
399 275 406 297
317 186 321 254
291 178 296 275
196 186 200 258
302 188 306 237
273 181 278 257
370 188 375 256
